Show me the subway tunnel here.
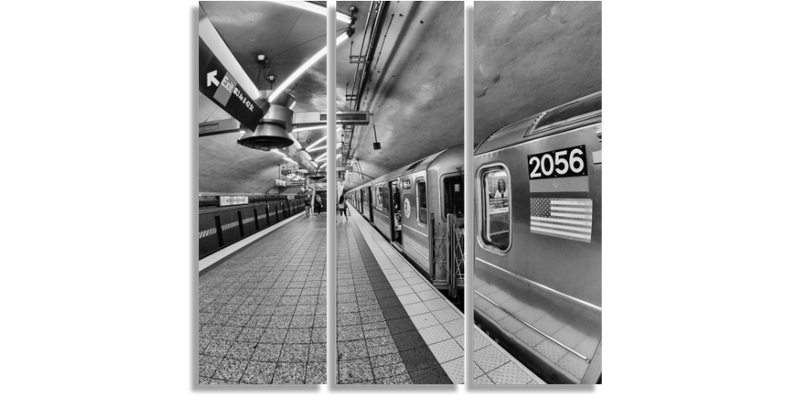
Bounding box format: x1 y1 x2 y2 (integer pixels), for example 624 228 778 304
197 1 601 385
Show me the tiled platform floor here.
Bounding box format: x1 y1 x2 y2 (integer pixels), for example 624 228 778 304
336 207 459 384
198 214 326 385
346 203 545 386
473 331 545 384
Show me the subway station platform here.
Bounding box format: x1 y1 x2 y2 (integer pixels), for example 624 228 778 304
336 214 460 384
473 330 545 385
198 213 327 385
197 204 542 385
338 204 544 385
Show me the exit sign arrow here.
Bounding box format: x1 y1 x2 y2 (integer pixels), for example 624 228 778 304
199 38 266 132
207 70 219 87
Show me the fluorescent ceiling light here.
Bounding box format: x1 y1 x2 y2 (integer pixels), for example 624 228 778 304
292 125 326 133
306 136 326 150
282 156 297 164
268 32 350 103
265 1 352 23
272 150 286 157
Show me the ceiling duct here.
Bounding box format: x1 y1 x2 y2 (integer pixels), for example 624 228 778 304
237 91 295 150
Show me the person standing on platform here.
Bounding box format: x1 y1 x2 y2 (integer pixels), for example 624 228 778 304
304 197 311 216
338 193 347 222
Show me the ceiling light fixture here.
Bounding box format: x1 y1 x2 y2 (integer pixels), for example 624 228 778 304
265 1 352 23
271 150 286 157
306 136 326 151
268 32 350 103
292 125 326 133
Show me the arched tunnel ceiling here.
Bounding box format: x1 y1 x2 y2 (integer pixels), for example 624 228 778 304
338 1 465 190
198 2 601 193
474 1 602 143
199 1 328 193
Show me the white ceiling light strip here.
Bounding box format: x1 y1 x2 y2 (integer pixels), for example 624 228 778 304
306 136 327 151
292 125 326 133
265 1 352 23
268 32 349 102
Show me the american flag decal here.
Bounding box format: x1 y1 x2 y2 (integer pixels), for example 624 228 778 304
530 198 593 243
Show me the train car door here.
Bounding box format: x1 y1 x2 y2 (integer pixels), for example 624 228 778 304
389 180 403 245
367 187 375 224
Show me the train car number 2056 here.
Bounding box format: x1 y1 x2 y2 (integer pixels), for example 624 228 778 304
528 145 588 179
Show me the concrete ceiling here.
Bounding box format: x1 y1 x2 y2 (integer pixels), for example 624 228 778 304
198 1 601 193
199 1 329 193
338 1 465 189
474 1 602 144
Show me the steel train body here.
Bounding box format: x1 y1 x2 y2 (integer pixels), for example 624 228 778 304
347 145 465 298
474 92 602 384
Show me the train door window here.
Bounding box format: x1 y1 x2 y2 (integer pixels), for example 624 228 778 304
416 178 427 225
375 186 384 211
480 166 511 251
442 174 464 219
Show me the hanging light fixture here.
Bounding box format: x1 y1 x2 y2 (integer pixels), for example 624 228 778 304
236 52 296 151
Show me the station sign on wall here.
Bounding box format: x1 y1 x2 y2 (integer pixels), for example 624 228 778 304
200 39 265 132
219 196 249 206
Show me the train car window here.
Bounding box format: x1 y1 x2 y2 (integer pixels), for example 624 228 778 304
480 167 511 251
417 179 427 225
377 185 388 211
442 174 464 219
375 186 383 211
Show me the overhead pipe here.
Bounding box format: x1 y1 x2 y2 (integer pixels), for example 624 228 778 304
343 1 388 163
353 1 388 105
347 1 377 108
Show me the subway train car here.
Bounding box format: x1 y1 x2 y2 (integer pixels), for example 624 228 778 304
347 145 465 298
474 92 602 384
